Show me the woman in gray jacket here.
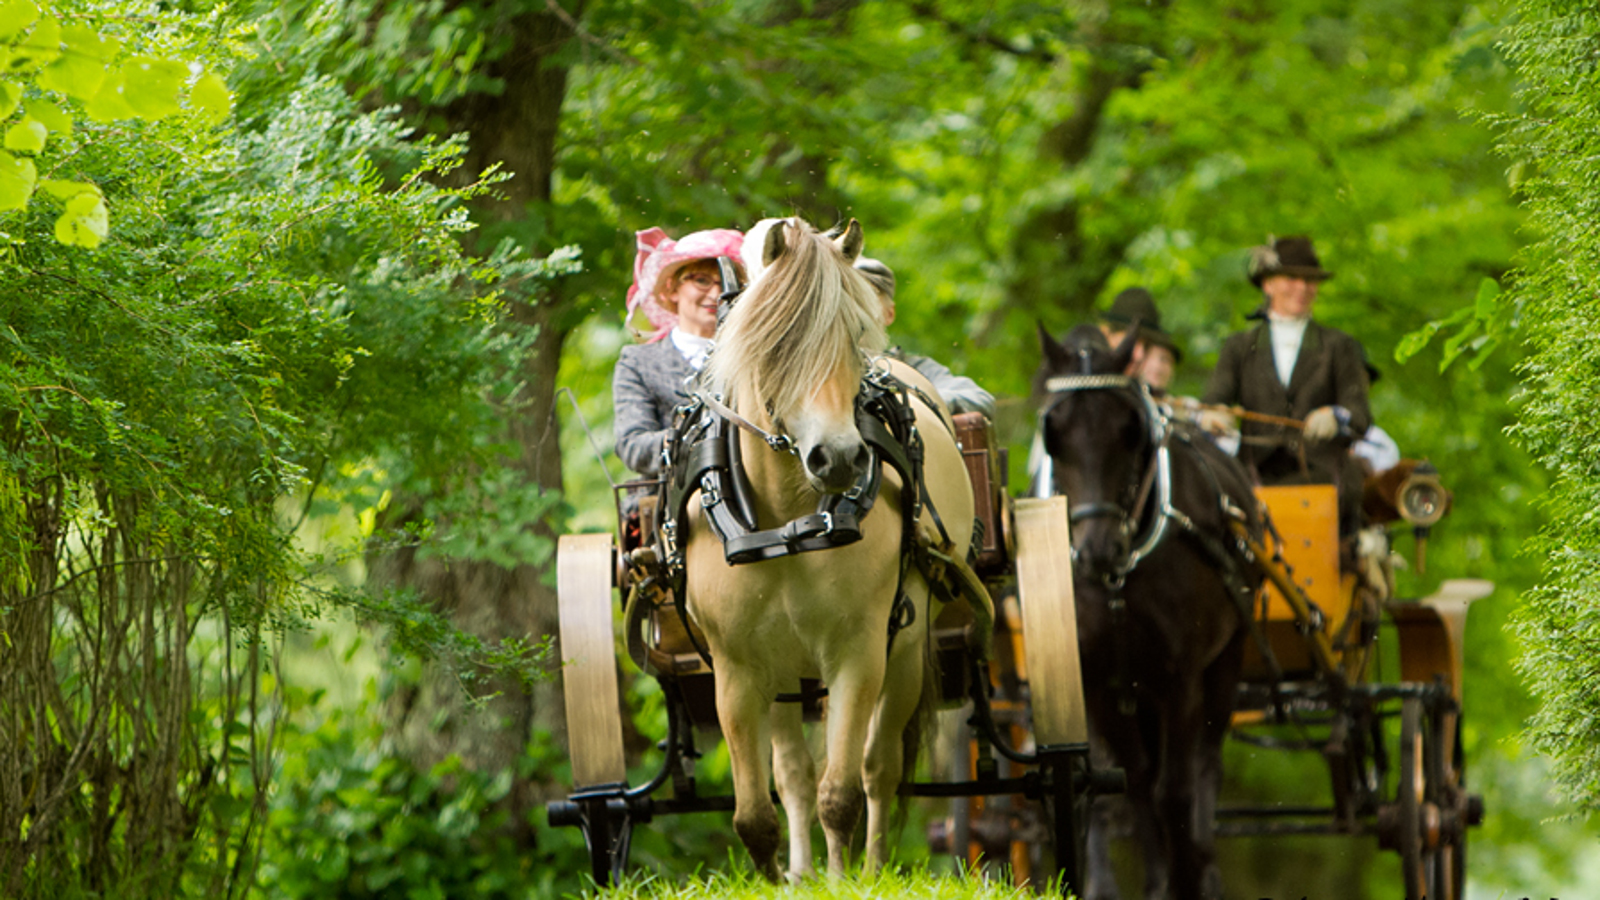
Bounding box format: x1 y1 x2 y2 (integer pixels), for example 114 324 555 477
613 227 744 476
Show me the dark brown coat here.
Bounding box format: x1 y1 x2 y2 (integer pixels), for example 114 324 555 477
1202 320 1371 486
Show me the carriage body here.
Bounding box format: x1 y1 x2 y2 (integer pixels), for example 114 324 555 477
1221 481 1486 900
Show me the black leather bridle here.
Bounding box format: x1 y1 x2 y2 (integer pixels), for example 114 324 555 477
1035 372 1185 584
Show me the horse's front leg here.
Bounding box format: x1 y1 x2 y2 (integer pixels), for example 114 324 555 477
770 699 817 881
1156 691 1211 900
861 617 928 874
1193 633 1247 900
818 648 887 876
715 668 783 882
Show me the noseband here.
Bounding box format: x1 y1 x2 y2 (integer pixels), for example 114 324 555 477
1037 372 1180 581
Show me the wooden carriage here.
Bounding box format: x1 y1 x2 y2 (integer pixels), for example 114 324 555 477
547 412 1116 893
1220 482 1487 900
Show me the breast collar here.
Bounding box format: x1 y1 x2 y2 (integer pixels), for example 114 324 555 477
660 366 925 569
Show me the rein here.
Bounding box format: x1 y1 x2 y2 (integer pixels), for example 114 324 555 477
695 390 797 456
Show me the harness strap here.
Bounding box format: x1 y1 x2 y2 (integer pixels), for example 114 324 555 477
656 368 949 671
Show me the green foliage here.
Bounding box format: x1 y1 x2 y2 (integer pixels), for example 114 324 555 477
0 0 233 243
1 7 572 894
258 698 569 899
1500 0 1600 813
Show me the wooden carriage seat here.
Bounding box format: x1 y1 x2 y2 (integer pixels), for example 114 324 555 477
952 412 1010 574
1238 485 1367 682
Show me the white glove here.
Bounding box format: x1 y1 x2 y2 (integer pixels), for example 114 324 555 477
1198 409 1237 437
1303 406 1342 442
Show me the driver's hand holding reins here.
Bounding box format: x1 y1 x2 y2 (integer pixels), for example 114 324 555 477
1189 401 1348 443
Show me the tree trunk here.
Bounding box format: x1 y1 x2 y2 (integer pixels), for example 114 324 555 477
1002 0 1173 325
372 5 578 842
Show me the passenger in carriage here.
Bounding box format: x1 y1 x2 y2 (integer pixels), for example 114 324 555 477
1098 286 1182 393
853 256 996 419
1198 235 1371 536
613 226 744 477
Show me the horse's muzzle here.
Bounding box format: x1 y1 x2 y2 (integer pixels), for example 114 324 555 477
805 439 872 494
1070 511 1131 582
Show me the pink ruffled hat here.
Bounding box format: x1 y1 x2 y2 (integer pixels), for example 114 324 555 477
626 227 745 341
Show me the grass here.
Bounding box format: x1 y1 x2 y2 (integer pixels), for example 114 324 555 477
573 862 1067 900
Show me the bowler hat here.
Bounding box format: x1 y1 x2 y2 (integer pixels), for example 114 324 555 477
1247 235 1333 287
1101 287 1182 362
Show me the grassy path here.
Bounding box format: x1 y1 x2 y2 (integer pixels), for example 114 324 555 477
578 866 1068 900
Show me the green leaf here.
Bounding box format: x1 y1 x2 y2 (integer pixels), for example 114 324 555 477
0 149 36 210
54 189 107 247
1438 316 1481 372
1473 276 1500 321
0 0 39 43
39 178 96 200
36 25 118 100
4 117 46 153
26 98 71 137
0 81 19 120
121 56 186 120
189 71 230 125
83 72 134 122
1393 322 1440 363
12 15 60 72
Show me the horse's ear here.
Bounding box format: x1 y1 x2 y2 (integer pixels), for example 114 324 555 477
833 218 864 263
1109 321 1140 374
763 220 789 267
1038 321 1070 372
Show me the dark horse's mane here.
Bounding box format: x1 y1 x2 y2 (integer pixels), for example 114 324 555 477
1036 323 1263 900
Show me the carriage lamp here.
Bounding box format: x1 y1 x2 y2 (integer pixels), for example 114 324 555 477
1396 462 1448 528
1397 461 1449 573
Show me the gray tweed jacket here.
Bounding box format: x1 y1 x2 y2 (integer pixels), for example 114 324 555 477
613 338 695 476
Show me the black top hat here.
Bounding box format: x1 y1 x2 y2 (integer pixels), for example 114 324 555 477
1101 287 1182 361
1247 235 1333 287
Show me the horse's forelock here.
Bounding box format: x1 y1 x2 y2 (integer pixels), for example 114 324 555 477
1059 324 1119 376
707 219 885 424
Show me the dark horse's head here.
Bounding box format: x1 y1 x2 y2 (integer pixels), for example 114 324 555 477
1035 323 1153 583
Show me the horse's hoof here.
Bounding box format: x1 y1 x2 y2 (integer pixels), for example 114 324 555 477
784 867 816 885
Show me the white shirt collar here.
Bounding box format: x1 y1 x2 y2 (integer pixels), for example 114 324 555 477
1266 315 1309 387
670 327 714 371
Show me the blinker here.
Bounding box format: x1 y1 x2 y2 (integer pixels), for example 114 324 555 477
716 256 744 329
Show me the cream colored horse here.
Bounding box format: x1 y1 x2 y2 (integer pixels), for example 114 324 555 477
688 217 973 881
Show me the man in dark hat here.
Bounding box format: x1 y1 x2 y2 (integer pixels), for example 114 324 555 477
1201 236 1371 530
1100 286 1182 392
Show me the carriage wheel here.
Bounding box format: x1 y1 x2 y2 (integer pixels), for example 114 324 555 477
1011 497 1088 749
1397 696 1441 900
1013 497 1090 895
556 533 632 885
1433 707 1476 900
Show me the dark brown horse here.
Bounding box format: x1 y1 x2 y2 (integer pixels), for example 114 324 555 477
1034 324 1263 900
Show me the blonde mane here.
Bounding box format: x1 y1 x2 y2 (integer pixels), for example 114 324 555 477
704 219 887 423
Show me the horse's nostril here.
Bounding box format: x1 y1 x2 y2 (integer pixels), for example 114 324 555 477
807 446 830 475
